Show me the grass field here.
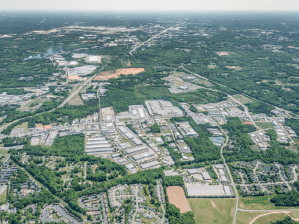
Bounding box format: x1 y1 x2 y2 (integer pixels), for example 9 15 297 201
13 122 28 133
239 196 298 210
68 94 84 106
236 211 289 224
233 94 253 104
0 187 7 203
196 79 213 87
256 122 275 129
188 198 236 224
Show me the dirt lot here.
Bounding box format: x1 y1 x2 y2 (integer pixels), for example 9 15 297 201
167 186 191 213
68 94 84 106
94 68 145 81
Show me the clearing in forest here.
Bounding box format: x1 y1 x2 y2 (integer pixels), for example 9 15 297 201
166 186 191 213
94 68 145 81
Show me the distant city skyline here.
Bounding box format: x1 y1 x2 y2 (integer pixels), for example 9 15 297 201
1 0 298 11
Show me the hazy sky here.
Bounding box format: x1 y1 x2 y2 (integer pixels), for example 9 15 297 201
1 0 298 11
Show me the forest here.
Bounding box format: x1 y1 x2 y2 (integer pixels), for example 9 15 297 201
223 118 298 165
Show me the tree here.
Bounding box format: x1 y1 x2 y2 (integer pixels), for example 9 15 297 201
151 123 161 133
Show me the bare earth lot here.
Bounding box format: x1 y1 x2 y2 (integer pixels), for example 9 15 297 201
94 68 145 81
166 186 191 213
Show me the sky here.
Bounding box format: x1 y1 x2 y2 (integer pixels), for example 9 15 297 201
0 0 298 11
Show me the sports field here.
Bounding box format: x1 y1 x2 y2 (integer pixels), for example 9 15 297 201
188 198 236 224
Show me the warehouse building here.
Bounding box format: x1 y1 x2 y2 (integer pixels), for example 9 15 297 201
145 100 184 118
132 152 154 161
125 145 148 155
202 172 211 180
140 160 160 170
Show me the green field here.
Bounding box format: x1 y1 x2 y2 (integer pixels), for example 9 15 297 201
233 94 253 104
0 187 7 203
256 122 275 129
188 198 236 224
236 211 289 224
13 122 28 133
239 196 298 210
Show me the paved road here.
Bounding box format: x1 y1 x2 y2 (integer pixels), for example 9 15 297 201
180 65 296 117
129 24 181 55
59 63 108 108
228 95 261 130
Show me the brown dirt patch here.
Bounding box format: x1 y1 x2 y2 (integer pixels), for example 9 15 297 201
94 68 145 81
166 186 191 213
242 121 253 125
68 94 84 106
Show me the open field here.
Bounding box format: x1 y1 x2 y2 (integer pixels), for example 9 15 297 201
256 122 275 129
0 186 7 203
236 210 289 224
233 94 253 104
94 68 145 81
239 196 298 210
13 122 28 133
68 94 84 106
196 79 213 87
166 186 191 213
188 198 236 224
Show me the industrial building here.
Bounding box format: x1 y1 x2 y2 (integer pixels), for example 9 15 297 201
85 135 113 154
68 65 97 77
220 176 228 183
118 126 143 146
202 172 211 180
179 122 198 137
118 127 134 139
145 100 184 118
125 145 148 155
140 160 160 170
87 55 101 63
185 184 234 197
132 151 154 161
187 169 198 175
81 93 96 101
129 105 149 120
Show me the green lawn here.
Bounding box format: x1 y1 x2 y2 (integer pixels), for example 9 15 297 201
233 94 253 104
239 195 298 210
236 211 288 224
188 198 236 224
0 187 7 203
256 122 275 129
13 122 28 133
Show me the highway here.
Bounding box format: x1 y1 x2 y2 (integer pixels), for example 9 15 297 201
180 65 296 117
58 63 108 108
129 23 181 55
0 63 108 134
